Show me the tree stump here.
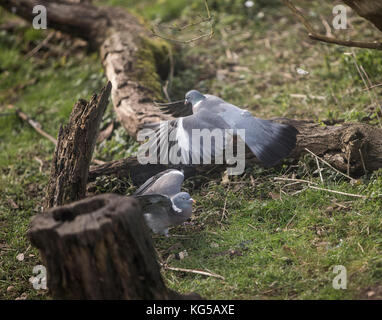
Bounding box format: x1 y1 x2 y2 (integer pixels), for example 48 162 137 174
28 193 187 299
45 82 111 209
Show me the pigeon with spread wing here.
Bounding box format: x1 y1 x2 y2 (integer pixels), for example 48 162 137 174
147 90 298 167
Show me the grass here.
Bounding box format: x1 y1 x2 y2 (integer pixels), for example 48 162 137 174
1 0 382 299
158 166 382 299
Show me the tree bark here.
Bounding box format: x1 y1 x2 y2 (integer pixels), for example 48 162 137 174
89 119 382 185
45 82 111 209
28 193 200 299
343 0 382 32
1 0 171 137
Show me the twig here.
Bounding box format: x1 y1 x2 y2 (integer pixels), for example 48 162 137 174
315 156 324 183
274 177 318 185
285 213 297 229
97 121 114 143
153 27 214 44
162 80 171 102
309 34 382 50
11 105 106 166
320 15 332 37
92 159 106 165
347 51 379 114
282 0 382 50
308 185 367 199
289 187 308 196
275 176 366 199
13 107 58 145
363 83 382 91
282 181 305 188
152 0 214 44
221 195 228 222
304 148 354 181
359 149 367 175
25 31 55 60
34 156 43 173
161 46 175 102
163 265 225 280
247 223 257 230
359 62 382 123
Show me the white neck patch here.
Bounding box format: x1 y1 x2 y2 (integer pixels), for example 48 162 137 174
172 203 182 213
192 100 202 112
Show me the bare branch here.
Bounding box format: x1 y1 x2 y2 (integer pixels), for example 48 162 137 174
151 0 214 44
282 0 382 50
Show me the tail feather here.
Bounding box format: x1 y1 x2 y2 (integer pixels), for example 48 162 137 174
241 118 298 167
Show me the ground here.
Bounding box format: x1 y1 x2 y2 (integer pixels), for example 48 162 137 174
1 0 382 300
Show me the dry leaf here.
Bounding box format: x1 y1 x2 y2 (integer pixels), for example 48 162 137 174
175 250 188 260
16 253 24 261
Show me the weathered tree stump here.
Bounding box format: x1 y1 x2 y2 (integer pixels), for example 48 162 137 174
45 82 111 209
29 193 199 299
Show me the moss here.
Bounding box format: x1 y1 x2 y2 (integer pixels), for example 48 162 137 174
134 37 172 101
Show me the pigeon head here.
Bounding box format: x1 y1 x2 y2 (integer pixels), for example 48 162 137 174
185 90 206 106
172 192 195 212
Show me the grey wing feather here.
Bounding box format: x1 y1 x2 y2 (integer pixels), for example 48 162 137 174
215 100 298 166
146 110 231 165
134 169 184 197
134 194 174 213
147 94 298 167
154 100 193 118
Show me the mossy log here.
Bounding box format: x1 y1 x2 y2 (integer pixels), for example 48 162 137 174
88 119 382 185
1 0 171 137
28 193 201 299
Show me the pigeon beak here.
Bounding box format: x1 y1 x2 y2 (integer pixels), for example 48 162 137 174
184 100 187 105
191 198 196 204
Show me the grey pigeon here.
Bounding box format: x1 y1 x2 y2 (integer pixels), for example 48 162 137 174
149 90 299 167
134 169 194 237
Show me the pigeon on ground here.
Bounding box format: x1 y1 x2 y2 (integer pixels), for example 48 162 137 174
134 169 195 237
148 90 299 167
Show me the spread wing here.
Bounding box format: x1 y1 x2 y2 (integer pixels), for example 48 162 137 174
154 100 193 118
142 109 232 166
147 95 298 167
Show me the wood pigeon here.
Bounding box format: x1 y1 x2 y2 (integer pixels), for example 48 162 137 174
134 169 194 237
147 90 298 167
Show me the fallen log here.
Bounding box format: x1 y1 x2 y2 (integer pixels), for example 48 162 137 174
89 119 382 184
28 193 201 299
1 0 171 137
45 82 111 208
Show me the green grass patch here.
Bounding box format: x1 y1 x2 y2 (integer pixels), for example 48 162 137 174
1 0 382 300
